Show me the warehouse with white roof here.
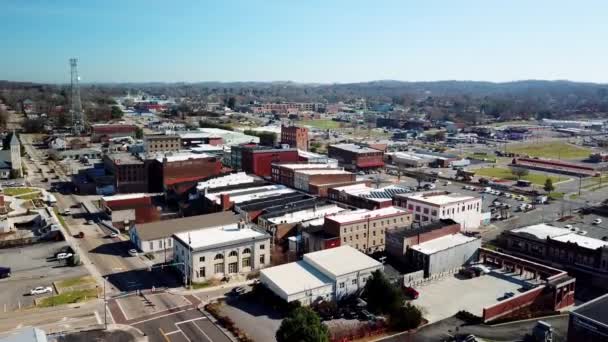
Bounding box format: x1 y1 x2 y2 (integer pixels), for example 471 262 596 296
408 233 481 277
260 246 383 305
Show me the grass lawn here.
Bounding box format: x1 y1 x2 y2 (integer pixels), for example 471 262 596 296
38 288 98 307
474 167 565 186
19 192 41 200
465 152 497 162
506 142 590 160
55 276 95 289
548 192 565 200
3 187 37 196
300 119 341 129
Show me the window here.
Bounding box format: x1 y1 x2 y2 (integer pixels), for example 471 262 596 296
372 240 376 245
260 244 265 250
214 253 224 260
373 231 376 236
343 237 347 242
242 257 251 268
355 234 359 239
431 210 437 216
199 267 206 278
352 279 357 285
242 248 251 254
259 254 265 264
228 262 238 274
199 256 205 262
415 206 421 212
229 250 238 257
149 242 153 250
168 239 172 247
393 219 396 223
158 240 162 249
408 204 414 210
214 263 224 274
339 282 345 288
363 233 366 238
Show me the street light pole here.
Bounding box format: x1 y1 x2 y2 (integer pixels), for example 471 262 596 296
103 277 107 330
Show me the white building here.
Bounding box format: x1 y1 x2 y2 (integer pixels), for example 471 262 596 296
173 222 271 283
257 203 347 230
129 212 241 255
260 246 383 305
396 191 482 231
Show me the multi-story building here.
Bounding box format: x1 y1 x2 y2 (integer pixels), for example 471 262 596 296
103 153 148 193
323 206 412 254
100 193 161 230
328 183 410 210
293 169 355 193
394 191 483 231
91 124 138 142
501 223 608 289
173 221 271 283
148 153 222 193
271 163 340 187
385 219 461 263
144 134 181 154
241 147 300 177
281 125 309 151
568 293 608 341
328 144 384 171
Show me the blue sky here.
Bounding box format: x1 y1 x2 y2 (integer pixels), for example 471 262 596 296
1 0 606 83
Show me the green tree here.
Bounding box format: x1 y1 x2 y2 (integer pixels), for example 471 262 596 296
389 303 423 330
56 112 69 127
244 130 277 146
510 166 529 180
110 106 124 119
363 270 404 314
135 127 144 139
544 178 555 193
276 307 329 342
23 118 46 133
226 96 237 109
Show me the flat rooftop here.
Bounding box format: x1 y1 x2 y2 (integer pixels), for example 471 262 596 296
295 169 351 176
260 261 332 296
410 233 479 255
511 223 571 240
274 163 337 170
206 184 296 205
404 192 478 205
102 193 154 202
571 293 608 325
155 152 213 162
265 204 346 225
551 233 608 250
134 211 241 241
174 223 269 250
303 245 382 278
197 172 257 191
106 153 143 164
326 206 407 224
330 143 381 154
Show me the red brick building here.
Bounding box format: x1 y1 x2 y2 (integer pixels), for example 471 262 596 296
91 124 138 142
241 148 299 177
100 193 161 230
281 125 309 151
103 153 148 193
328 143 384 171
271 163 339 187
148 153 223 193
385 219 461 262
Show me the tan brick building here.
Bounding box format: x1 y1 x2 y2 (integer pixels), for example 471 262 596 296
323 206 412 254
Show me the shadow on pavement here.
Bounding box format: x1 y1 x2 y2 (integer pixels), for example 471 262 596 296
224 295 284 320
55 329 136 342
105 266 183 292
89 241 134 257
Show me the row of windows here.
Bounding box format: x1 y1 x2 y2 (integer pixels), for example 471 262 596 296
203 248 253 262
338 276 369 289
149 239 172 250
197 254 265 278
341 217 405 234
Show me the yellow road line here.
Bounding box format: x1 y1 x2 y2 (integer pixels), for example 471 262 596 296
159 327 171 342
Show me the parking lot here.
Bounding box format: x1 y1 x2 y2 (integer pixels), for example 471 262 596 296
0 241 87 310
413 267 539 323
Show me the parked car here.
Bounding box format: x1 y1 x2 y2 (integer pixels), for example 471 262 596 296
403 286 419 299
593 218 603 225
128 249 139 257
74 231 85 238
110 232 118 238
30 286 53 295
231 286 246 295
56 253 73 260
0 267 11 279
62 209 71 216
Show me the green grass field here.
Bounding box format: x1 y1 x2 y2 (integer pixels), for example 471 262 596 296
300 119 341 129
506 142 590 160
55 276 95 289
3 187 37 196
465 152 497 162
474 167 565 186
38 288 98 307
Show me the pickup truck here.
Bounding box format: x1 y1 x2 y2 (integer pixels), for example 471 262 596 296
0 267 11 279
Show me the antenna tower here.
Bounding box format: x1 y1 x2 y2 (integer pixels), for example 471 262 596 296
70 58 85 135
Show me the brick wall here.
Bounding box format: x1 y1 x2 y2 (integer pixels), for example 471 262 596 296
483 286 545 322
403 223 461 248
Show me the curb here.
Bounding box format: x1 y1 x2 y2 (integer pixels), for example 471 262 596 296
487 313 568 327
106 323 148 341
197 303 237 342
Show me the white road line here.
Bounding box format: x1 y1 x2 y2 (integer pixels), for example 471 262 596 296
189 320 213 342
175 317 206 325
164 330 181 336
93 310 101 325
115 299 129 321
130 308 195 326
180 330 192 342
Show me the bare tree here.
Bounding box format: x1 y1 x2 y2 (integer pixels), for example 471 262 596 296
510 166 529 180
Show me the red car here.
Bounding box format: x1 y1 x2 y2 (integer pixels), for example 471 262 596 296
403 286 419 299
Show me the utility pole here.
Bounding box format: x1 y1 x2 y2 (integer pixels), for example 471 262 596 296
103 277 107 330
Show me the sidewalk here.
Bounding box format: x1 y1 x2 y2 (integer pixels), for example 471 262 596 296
174 279 256 297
